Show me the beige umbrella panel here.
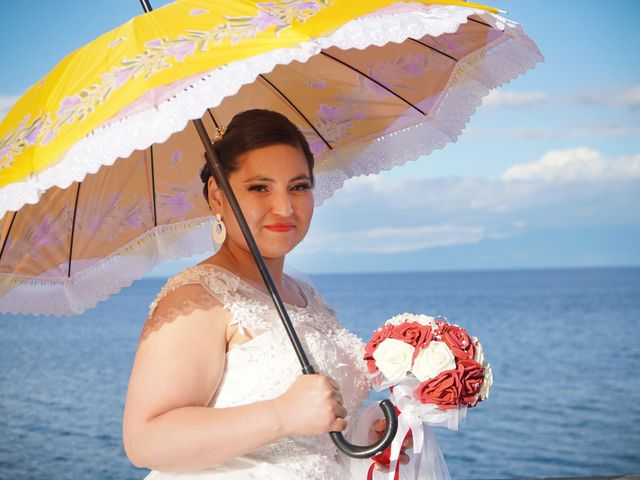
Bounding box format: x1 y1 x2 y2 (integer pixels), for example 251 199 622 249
0 120 215 315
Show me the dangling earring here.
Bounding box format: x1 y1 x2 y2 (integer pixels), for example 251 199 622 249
212 213 226 245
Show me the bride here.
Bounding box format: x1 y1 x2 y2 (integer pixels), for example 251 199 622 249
122 109 402 479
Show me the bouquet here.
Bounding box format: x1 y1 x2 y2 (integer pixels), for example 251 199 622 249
363 313 492 480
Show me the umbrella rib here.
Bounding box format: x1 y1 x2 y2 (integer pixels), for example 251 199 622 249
149 146 158 227
0 211 17 262
67 182 81 278
257 74 333 150
207 109 220 128
468 17 494 29
320 52 426 115
408 38 458 62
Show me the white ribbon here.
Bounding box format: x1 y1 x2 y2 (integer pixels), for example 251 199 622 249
389 385 425 480
387 410 408 480
364 376 464 479
407 416 423 480
386 384 460 480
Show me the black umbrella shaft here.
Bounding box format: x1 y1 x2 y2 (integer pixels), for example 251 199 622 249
139 0 152 13
192 119 315 375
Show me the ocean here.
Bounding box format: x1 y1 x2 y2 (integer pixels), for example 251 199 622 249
1 267 639 479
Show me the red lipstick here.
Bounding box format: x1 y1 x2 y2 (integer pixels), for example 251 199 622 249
264 223 295 232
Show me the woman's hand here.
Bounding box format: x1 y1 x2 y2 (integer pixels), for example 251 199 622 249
371 418 411 472
273 374 347 436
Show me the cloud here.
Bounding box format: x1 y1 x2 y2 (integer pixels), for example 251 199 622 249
574 85 640 109
0 95 19 120
300 224 488 254
470 123 640 139
613 85 640 108
501 147 640 183
482 90 548 109
480 85 640 112
299 148 640 256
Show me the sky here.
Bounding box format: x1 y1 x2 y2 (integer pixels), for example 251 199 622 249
0 0 638 275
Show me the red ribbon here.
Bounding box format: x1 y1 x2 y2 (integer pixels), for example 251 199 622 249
367 459 401 480
367 404 410 480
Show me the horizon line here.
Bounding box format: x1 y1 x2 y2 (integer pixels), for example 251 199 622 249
143 263 640 279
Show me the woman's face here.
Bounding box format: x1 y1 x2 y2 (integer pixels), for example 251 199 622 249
209 143 314 259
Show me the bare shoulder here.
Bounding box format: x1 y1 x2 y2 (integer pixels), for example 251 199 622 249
125 283 231 421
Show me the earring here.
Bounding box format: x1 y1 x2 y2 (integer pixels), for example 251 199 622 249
212 213 227 245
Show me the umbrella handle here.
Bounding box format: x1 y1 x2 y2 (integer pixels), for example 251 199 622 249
329 399 398 459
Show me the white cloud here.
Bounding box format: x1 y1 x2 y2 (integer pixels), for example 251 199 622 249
480 85 640 112
482 90 548 109
299 224 487 254
613 85 640 108
501 147 640 183
0 95 19 120
575 85 640 109
470 123 640 139
301 148 640 256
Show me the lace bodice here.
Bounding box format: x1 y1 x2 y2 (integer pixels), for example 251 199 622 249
146 264 370 480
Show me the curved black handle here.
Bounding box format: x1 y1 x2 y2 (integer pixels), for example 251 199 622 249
329 399 398 459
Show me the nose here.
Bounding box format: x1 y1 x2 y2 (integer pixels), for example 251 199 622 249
271 188 293 217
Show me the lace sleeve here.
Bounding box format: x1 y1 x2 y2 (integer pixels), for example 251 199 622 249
148 266 240 317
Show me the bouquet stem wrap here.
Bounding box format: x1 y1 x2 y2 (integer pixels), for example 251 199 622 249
364 386 453 480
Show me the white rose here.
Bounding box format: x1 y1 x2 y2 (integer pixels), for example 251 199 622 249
372 338 414 381
472 337 485 366
479 363 493 400
411 341 456 382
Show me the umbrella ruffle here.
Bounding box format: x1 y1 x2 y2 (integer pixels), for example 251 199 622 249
0 217 215 316
313 10 543 204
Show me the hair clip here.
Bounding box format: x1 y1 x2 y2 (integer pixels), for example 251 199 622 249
212 125 227 143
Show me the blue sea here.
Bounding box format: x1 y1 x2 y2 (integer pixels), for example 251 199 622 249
1 267 639 479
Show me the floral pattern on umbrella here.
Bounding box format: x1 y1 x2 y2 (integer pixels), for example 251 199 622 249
0 0 332 171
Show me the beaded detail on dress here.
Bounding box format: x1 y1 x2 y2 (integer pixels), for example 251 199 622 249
146 264 370 479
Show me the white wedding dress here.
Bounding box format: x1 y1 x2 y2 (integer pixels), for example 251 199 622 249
143 264 371 480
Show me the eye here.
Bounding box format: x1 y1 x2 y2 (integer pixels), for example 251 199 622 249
290 182 312 192
247 184 269 192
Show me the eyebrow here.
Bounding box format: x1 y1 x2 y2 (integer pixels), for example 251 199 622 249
242 174 311 183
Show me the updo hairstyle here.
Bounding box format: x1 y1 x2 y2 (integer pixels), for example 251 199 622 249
200 109 315 201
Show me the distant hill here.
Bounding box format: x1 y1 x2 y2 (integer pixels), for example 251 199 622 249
288 224 640 274
144 224 639 277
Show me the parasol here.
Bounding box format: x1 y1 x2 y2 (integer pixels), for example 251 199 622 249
0 0 543 458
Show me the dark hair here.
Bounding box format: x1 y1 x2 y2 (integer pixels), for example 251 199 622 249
200 109 315 200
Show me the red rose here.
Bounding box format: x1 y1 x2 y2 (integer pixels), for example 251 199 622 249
457 358 484 405
389 322 433 348
415 369 462 409
364 324 394 373
438 322 475 360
